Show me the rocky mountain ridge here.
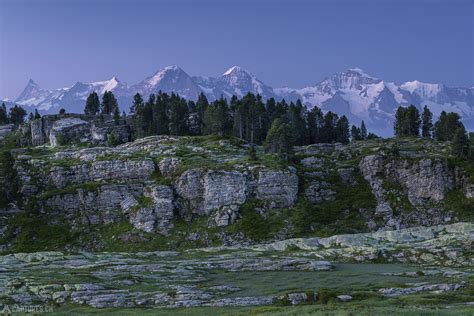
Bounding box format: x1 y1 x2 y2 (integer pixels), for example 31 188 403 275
0 116 472 253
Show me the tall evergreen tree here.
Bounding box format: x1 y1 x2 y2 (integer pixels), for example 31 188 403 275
360 120 367 140
101 91 119 115
421 105 433 138
434 111 462 141
130 93 144 114
203 98 232 137
84 92 100 115
113 107 120 125
8 105 27 127
320 111 338 143
451 125 469 159
351 125 362 141
34 109 41 119
307 106 323 144
0 103 9 124
264 118 294 159
195 93 209 134
287 100 307 145
168 94 189 136
335 116 350 144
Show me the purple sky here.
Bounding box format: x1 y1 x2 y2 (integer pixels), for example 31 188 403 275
0 0 473 100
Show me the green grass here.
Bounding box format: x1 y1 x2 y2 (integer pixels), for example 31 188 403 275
442 190 474 222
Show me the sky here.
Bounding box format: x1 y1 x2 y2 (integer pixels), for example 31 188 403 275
0 0 473 99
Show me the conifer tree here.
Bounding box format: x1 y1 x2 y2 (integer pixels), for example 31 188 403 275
335 116 350 144
421 105 433 138
34 109 41 119
451 125 469 159
360 120 367 140
8 105 27 127
130 93 144 114
351 125 362 141
113 107 120 125
0 103 9 124
85 92 100 115
264 118 294 159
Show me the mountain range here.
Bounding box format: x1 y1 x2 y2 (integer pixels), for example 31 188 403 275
6 66 474 136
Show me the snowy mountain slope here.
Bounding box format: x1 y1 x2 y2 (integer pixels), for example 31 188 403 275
13 77 129 113
131 66 201 101
7 66 474 135
193 66 277 101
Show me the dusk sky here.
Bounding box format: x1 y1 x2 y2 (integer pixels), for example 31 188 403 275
0 0 472 100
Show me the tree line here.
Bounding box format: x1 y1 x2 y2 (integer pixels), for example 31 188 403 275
118 91 375 154
394 104 473 161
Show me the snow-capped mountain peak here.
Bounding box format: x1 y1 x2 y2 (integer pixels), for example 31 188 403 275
400 80 442 98
15 79 51 106
8 66 473 136
222 65 247 76
91 76 122 94
133 65 201 101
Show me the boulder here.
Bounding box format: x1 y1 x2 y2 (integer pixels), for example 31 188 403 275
337 295 352 302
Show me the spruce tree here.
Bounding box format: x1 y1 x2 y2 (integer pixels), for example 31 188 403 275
351 125 362 141
85 92 100 115
335 115 350 144
113 107 120 125
264 118 294 159
195 93 209 134
130 93 144 114
101 91 119 115
34 109 41 119
421 105 433 138
434 111 462 141
451 125 469 159
8 105 27 127
203 98 231 137
360 120 367 140
0 103 8 124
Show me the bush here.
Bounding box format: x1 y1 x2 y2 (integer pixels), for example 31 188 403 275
318 289 337 304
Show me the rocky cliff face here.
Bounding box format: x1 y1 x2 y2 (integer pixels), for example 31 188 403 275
22 114 132 147
1 135 472 252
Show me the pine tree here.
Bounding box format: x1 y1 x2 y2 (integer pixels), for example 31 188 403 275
130 93 144 114
434 111 462 141
113 107 120 125
307 106 323 144
101 91 119 115
168 95 189 136
287 100 307 145
203 98 231 137
394 105 420 137
360 120 367 140
8 105 27 127
351 125 362 141
59 108 66 115
34 109 41 119
335 116 350 144
85 92 100 115
451 125 469 159
264 118 294 159
421 105 433 138
0 151 21 207
320 111 338 143
195 93 209 134
406 105 421 136
0 103 8 124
